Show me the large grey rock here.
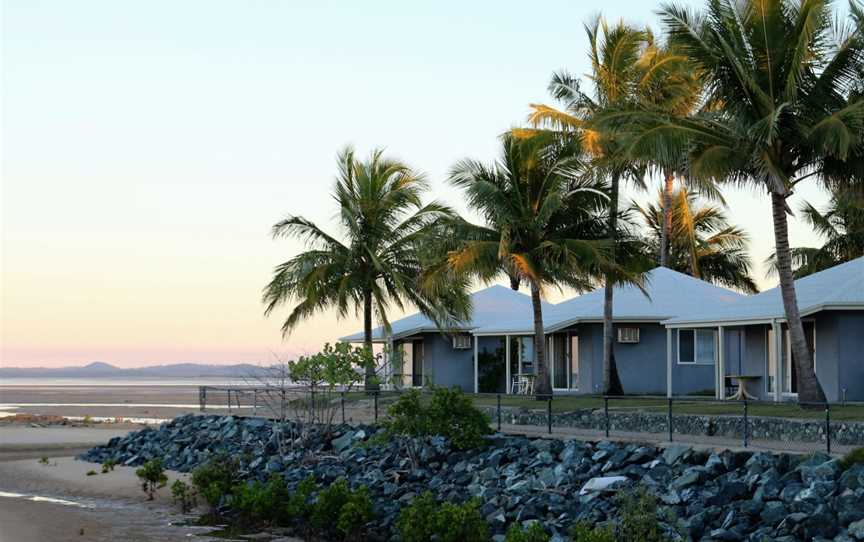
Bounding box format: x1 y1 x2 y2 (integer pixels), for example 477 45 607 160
662 445 691 466
579 476 629 496
849 519 864 540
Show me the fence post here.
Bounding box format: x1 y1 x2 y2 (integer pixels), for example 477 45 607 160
547 395 552 435
253 390 258 416
227 390 232 413
667 398 673 442
373 391 379 423
341 391 346 424
604 397 610 438
199 387 206 411
826 403 831 455
280 390 286 421
743 399 749 448
496 393 502 432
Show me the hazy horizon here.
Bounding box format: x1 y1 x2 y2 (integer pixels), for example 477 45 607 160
2 0 830 368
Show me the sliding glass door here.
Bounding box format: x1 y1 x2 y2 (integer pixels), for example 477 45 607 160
551 333 579 391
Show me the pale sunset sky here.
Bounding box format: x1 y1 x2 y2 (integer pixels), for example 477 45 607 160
1 1 830 367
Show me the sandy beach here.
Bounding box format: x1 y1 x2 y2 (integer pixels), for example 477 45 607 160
0 421 222 542
0 384 308 542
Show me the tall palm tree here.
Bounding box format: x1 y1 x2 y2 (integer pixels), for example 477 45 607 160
444 132 617 397
767 186 864 277
263 146 470 390
526 18 651 395
635 189 760 293
626 0 864 403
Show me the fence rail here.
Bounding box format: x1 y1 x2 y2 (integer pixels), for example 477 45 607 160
199 386 863 455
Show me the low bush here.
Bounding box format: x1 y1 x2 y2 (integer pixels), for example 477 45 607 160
233 475 291 526
385 386 491 450
285 475 317 526
841 447 864 470
614 487 669 542
171 480 197 513
505 522 550 542
135 458 167 500
396 492 489 542
86 469 98 476
191 456 242 508
569 522 615 542
101 458 118 473
38 457 50 466
310 478 374 539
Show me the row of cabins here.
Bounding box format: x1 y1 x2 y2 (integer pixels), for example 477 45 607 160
342 257 864 402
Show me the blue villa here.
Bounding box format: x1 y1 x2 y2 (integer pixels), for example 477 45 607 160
343 257 864 402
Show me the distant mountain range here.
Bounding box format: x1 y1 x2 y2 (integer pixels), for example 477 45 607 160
0 361 268 379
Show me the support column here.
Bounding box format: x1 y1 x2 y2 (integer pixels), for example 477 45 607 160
773 321 783 402
549 335 555 389
473 335 479 394
718 326 726 400
666 328 673 398
505 335 511 395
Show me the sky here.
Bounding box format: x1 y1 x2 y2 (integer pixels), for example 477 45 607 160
1 0 831 368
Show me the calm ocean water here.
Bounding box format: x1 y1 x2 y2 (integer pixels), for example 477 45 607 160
0 377 247 387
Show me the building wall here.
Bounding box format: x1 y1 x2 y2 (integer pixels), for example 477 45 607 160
668 327 717 396
836 310 864 401
420 332 475 391
813 311 841 401
573 323 678 395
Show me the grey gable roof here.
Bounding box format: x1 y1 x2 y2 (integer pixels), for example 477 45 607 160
665 256 864 325
340 284 553 342
471 267 744 334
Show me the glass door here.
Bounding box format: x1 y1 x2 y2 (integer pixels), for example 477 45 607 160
551 333 579 391
411 340 424 387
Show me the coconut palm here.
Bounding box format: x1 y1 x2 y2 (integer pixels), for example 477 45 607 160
525 17 652 395
767 186 864 277
624 0 864 403
635 189 759 293
443 132 622 397
263 146 471 390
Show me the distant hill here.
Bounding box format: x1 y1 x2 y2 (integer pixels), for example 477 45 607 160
0 361 269 379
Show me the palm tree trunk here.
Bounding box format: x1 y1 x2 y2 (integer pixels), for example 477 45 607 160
530 280 551 397
603 173 624 396
660 169 674 267
771 192 826 405
362 289 379 392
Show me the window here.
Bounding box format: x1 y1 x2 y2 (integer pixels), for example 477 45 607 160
617 327 640 343
452 334 472 350
678 329 716 364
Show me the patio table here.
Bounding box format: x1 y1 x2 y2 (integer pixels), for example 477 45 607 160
727 374 761 401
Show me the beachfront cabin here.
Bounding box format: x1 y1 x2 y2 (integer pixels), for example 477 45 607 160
662 256 864 403
339 285 552 391
341 268 745 395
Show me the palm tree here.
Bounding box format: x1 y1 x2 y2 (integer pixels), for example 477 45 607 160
767 186 864 277
526 17 652 395
444 132 617 397
263 146 470 390
627 0 864 403
635 189 759 293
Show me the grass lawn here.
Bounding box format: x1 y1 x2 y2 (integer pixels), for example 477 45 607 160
333 390 864 421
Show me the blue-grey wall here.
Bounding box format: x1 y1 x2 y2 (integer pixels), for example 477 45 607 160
571 323 675 395
813 311 840 401
421 333 474 391
836 310 864 401
668 328 716 396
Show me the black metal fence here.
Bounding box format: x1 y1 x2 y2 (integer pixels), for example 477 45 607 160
199 386 863 455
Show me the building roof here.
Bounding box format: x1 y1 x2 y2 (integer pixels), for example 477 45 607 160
340 284 552 342
470 267 744 334
664 256 864 325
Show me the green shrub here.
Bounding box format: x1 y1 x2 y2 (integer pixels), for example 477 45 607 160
191 456 242 508
569 522 615 542
38 457 50 466
171 480 197 513
841 447 864 470
308 478 374 539
614 488 669 542
101 458 118 473
505 522 550 542
285 475 318 525
233 475 291 525
135 459 168 500
335 485 374 539
396 492 489 542
385 386 491 450
86 469 98 476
